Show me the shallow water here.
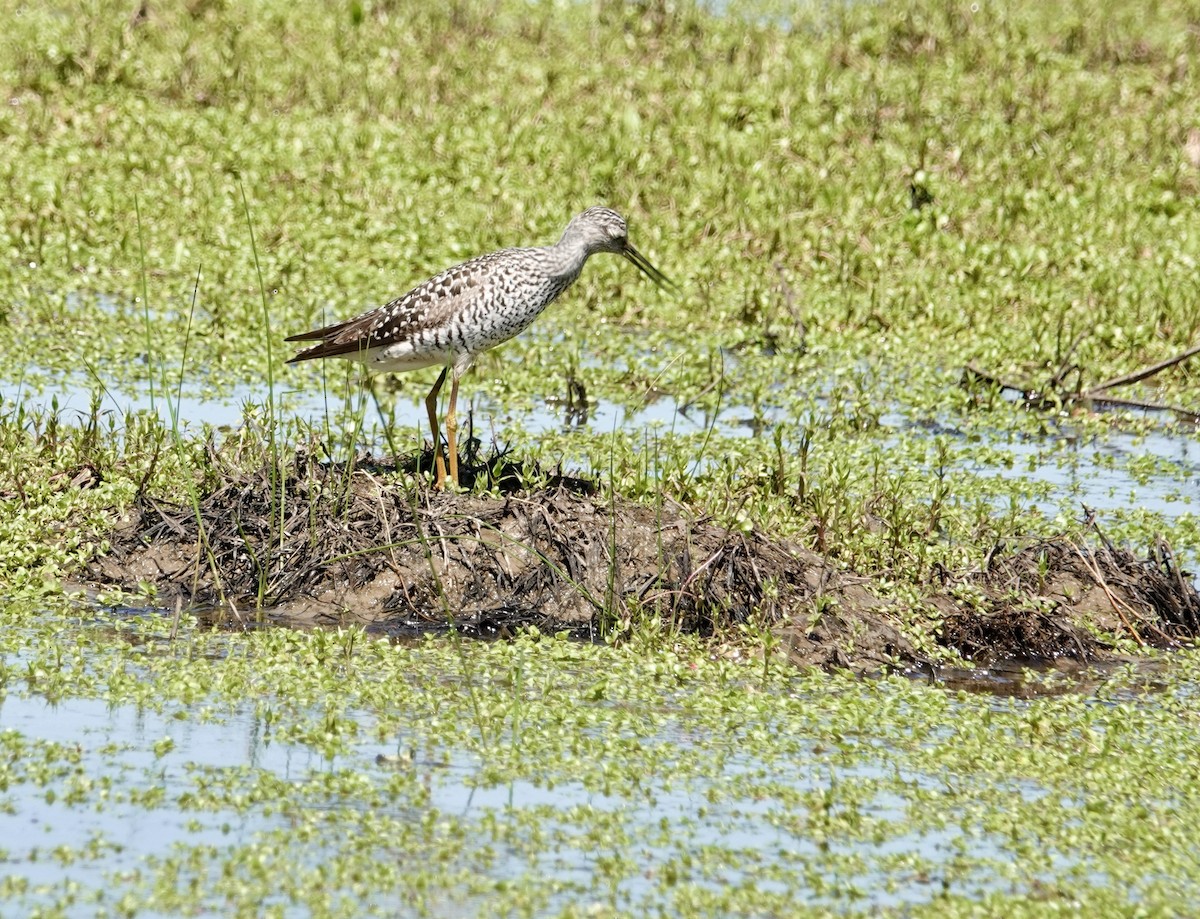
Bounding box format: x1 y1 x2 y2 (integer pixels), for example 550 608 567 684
0 695 296 904
915 656 1173 700
0 658 1100 916
6 363 1195 582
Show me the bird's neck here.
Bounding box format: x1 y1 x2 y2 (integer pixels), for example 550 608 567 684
540 236 592 283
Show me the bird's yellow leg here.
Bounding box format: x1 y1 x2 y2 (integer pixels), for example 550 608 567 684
446 374 461 487
425 366 449 488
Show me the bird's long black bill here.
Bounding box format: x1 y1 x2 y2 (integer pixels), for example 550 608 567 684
622 243 677 291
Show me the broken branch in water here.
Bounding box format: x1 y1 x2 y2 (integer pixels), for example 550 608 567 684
962 340 1200 423
1083 341 1200 397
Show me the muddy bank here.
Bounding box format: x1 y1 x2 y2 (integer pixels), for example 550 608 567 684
88 452 1200 671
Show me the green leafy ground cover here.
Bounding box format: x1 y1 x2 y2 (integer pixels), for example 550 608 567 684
0 0 1196 597
1 0 1200 913
3 615 1200 917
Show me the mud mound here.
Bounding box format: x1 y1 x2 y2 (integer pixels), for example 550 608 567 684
88 452 1200 671
935 536 1200 662
90 452 914 670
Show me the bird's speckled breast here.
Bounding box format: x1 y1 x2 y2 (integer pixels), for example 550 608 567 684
420 253 580 357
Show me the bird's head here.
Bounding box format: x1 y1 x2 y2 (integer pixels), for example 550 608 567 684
569 206 631 255
565 206 674 289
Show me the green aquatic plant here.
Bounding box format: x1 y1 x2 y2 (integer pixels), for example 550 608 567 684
3 614 1200 914
1 2 1199 914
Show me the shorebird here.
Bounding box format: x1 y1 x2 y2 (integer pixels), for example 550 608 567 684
286 206 673 488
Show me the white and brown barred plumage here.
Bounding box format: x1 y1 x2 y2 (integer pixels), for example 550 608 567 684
287 207 672 488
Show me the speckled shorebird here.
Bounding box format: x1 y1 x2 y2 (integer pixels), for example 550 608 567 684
286 206 673 488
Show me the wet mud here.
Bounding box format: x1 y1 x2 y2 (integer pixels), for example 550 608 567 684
88 451 1200 672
